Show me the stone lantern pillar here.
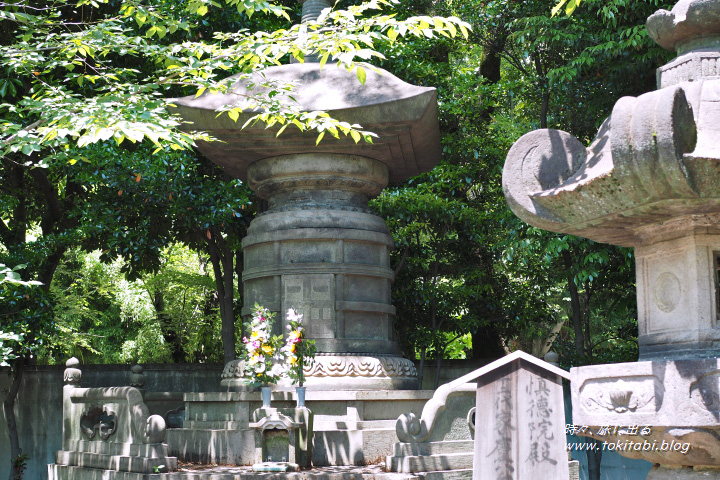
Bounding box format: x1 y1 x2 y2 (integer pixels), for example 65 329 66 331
172 1 442 390
503 0 720 477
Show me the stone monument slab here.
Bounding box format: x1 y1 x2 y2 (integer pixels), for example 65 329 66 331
471 351 569 480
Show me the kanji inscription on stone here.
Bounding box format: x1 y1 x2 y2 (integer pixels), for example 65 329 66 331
473 351 569 480
283 275 335 338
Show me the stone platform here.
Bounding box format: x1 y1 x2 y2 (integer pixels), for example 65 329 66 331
167 389 434 467
50 463 418 480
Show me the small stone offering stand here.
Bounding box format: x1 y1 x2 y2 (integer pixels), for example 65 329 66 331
249 405 313 471
503 0 720 477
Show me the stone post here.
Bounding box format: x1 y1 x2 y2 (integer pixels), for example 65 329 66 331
472 351 570 480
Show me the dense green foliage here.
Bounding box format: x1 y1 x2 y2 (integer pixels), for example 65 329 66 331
368 0 675 376
0 0 469 373
1 0 678 372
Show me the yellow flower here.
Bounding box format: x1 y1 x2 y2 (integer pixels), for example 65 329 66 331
262 345 274 355
289 356 298 365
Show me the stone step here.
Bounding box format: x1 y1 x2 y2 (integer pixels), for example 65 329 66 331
416 469 472 480
181 421 246 429
392 441 474 457
49 464 420 480
313 420 395 431
387 453 473 473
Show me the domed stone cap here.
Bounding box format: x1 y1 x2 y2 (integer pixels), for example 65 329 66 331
647 0 720 53
171 63 441 184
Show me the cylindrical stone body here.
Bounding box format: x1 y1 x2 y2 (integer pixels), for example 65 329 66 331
242 153 399 356
300 0 331 23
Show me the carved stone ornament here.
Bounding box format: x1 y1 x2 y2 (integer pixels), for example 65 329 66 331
690 370 720 416
304 354 417 378
221 358 248 380
129 364 145 389
63 357 82 385
80 406 117 440
579 378 663 414
250 411 298 432
222 354 416 381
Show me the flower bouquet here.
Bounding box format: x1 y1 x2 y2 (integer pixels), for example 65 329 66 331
242 304 286 387
281 308 317 387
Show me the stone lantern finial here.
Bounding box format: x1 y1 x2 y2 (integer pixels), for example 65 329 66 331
647 0 720 54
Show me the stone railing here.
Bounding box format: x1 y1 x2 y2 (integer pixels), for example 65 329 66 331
50 358 177 477
395 379 475 444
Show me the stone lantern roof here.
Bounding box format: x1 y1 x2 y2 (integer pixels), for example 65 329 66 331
647 0 720 53
171 63 441 184
501 0 720 248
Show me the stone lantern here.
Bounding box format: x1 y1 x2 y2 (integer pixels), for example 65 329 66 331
172 0 441 390
503 0 720 477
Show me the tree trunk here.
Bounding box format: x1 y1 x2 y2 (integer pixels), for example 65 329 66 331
586 438 603 480
220 235 236 364
204 231 237 365
416 344 427 390
472 324 506 359
562 249 584 357
433 355 443 390
4 360 24 480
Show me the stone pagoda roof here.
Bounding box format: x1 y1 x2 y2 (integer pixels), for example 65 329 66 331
171 63 441 184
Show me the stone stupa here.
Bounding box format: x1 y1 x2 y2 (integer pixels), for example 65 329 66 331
173 0 441 391
164 0 443 466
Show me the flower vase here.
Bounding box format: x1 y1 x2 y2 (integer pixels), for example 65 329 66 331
261 386 272 408
296 386 306 407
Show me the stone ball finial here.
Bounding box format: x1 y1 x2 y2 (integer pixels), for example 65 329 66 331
64 357 82 385
544 351 560 366
647 0 720 53
145 414 166 444
130 364 145 389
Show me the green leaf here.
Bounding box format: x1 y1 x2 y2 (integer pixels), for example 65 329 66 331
356 66 367 85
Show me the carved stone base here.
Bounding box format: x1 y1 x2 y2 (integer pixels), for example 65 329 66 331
220 359 258 391
571 359 720 468
648 465 720 479
220 354 418 391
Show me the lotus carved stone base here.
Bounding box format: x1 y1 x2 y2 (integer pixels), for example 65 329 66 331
572 359 720 468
